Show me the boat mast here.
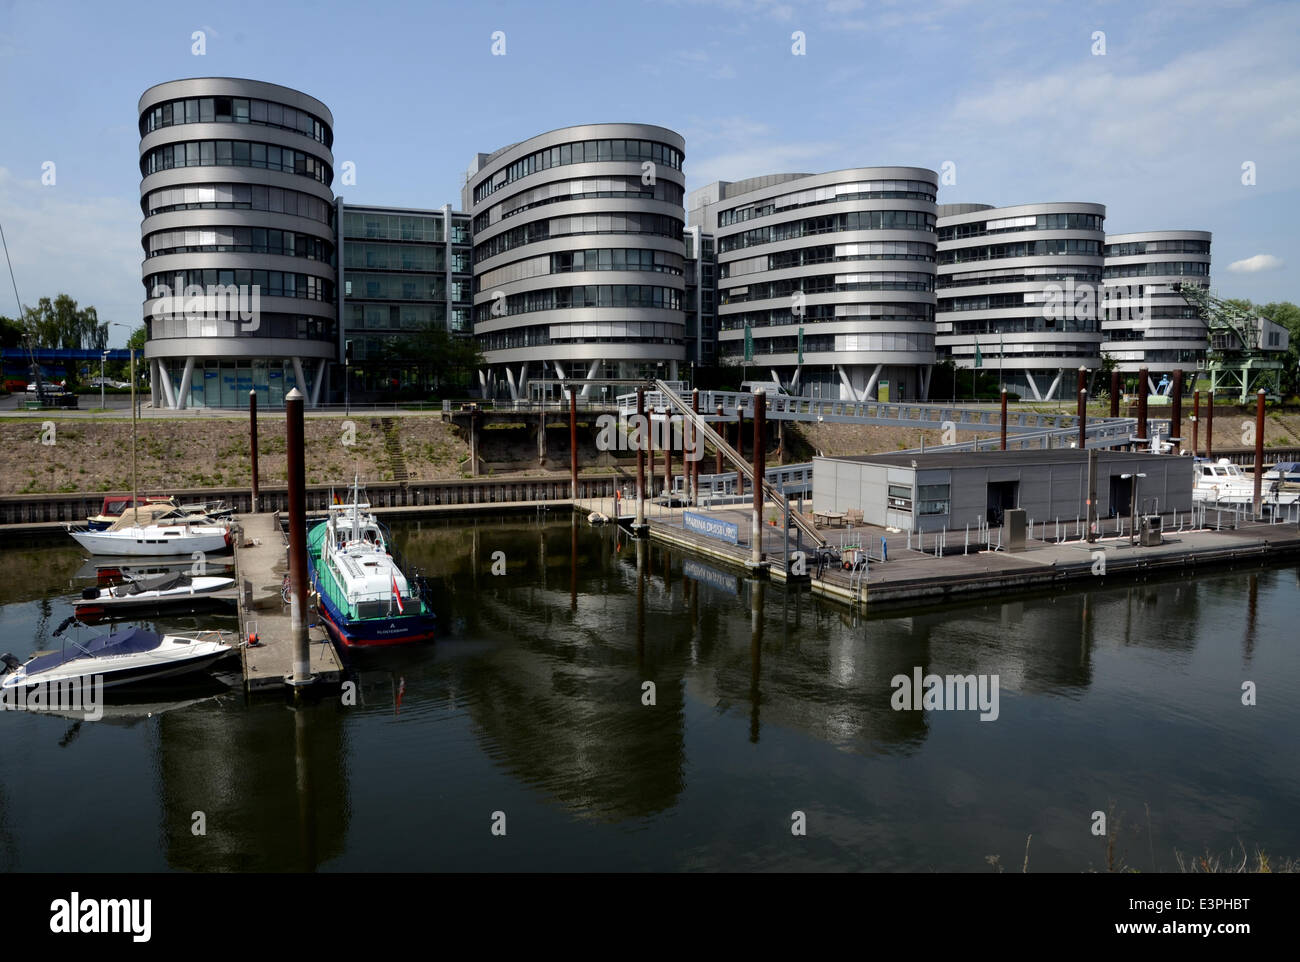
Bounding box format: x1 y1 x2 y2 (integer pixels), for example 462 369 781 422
352 471 360 542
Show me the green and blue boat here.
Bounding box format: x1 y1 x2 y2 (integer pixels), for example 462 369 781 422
306 485 436 648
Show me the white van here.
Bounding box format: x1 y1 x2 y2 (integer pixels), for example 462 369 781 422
740 380 788 396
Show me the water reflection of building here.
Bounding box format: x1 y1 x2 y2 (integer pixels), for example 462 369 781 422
426 523 688 821
158 700 348 871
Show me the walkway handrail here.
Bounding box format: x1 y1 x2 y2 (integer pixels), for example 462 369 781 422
652 380 827 548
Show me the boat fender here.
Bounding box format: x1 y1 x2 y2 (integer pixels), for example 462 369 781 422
80 586 100 600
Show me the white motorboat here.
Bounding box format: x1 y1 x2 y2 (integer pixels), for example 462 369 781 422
98 502 231 532
1193 458 1300 507
1 625 237 693
67 521 232 557
1263 461 1300 485
74 571 235 617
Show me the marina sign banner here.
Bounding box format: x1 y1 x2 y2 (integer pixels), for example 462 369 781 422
683 511 739 544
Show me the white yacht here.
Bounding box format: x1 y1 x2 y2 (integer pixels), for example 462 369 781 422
67 521 232 557
1193 458 1300 507
2 626 237 693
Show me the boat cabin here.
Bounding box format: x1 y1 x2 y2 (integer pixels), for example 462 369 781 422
321 502 413 618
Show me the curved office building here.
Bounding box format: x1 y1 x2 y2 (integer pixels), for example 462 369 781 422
463 124 687 400
139 78 337 408
697 168 938 401
1101 230 1211 382
936 202 1106 400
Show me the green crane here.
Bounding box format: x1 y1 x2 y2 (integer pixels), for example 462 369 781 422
1175 283 1288 402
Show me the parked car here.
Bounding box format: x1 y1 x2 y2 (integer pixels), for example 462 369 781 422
87 377 130 389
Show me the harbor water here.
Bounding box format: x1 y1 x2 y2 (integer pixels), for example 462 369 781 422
1 514 1297 872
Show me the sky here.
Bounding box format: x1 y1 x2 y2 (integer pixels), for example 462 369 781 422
1 0 1296 346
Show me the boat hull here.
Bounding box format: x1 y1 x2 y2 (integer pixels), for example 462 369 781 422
2 635 236 693
316 599 438 648
69 527 231 557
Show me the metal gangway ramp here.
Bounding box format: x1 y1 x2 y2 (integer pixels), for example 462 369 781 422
652 379 828 550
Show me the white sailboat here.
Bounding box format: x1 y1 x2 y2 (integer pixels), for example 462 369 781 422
65 349 233 556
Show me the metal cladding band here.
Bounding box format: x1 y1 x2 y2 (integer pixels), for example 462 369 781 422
937 201 1106 402
703 167 940 402
139 79 338 409
1102 230 1212 376
464 123 688 393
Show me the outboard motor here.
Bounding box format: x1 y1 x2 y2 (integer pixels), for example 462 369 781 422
1 653 22 674
81 586 100 600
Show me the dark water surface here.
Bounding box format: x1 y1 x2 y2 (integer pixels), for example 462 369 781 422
1 516 1297 872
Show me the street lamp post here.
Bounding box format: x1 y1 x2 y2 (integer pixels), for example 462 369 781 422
1121 472 1147 547
345 339 352 416
100 351 108 411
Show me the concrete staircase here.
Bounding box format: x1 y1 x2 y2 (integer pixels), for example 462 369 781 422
380 417 409 482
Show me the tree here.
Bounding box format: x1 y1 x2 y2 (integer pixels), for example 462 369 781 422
22 294 108 351
379 324 484 396
1259 302 1300 396
1217 298 1300 396
0 315 24 348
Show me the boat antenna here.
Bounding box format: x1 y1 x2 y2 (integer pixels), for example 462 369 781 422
352 470 360 542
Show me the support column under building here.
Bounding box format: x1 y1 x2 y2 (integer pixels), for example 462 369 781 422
175 356 196 410
158 361 177 409
291 356 309 400
580 359 600 399
310 358 326 408
863 364 883 402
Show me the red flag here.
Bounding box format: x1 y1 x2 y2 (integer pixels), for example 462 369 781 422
392 573 405 613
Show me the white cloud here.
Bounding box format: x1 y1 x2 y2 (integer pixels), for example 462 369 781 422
684 139 835 190
0 167 141 338
1227 254 1283 273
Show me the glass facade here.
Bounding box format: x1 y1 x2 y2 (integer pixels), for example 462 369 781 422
162 358 309 409
472 138 684 204
140 80 338 409
141 140 332 184
339 205 473 398
140 95 332 146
